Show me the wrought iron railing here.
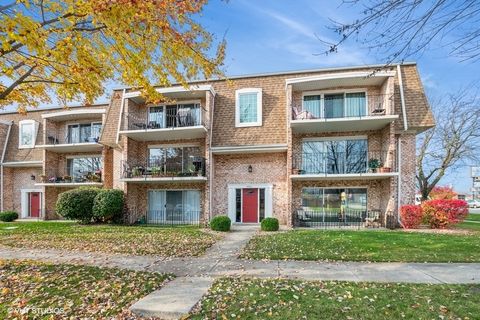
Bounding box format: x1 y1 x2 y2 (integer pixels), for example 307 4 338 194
121 157 206 179
136 210 201 225
294 209 385 229
123 104 204 131
40 166 102 184
292 150 395 175
43 130 101 145
292 93 393 120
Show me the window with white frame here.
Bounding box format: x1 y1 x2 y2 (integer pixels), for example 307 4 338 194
19 120 38 148
235 88 262 127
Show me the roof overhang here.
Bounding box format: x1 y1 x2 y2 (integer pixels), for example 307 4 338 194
124 85 216 104
286 71 396 91
1 161 43 168
211 144 288 155
42 109 105 121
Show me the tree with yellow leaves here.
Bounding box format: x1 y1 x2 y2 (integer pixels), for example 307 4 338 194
0 0 225 112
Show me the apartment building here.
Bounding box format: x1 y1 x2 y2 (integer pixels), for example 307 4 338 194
0 62 434 227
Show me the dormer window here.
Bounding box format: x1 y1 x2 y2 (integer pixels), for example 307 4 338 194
19 120 38 148
235 88 262 127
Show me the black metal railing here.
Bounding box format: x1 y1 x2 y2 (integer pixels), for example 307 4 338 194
292 150 395 175
294 209 385 229
40 166 102 184
43 130 101 145
121 157 206 179
123 104 204 131
137 210 201 226
292 93 393 120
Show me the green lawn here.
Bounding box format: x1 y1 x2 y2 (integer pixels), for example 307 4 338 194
0 259 171 319
456 221 480 231
190 277 480 320
0 221 219 256
466 214 480 221
241 229 480 262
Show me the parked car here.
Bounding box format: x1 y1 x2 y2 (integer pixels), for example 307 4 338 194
467 200 480 208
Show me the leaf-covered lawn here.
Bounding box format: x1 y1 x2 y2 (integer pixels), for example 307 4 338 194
241 229 480 262
190 277 480 320
0 222 219 257
0 259 171 319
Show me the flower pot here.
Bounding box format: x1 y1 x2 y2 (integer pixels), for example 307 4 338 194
380 167 392 173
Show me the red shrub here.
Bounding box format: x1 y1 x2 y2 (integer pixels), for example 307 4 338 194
400 205 423 229
421 199 468 229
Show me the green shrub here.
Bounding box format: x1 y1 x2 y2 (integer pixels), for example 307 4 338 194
93 189 124 223
210 215 231 232
0 211 18 222
56 187 101 223
261 217 279 231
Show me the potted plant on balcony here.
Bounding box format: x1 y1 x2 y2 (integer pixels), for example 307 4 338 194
63 175 72 183
151 166 161 177
48 176 57 183
40 174 47 183
132 166 143 177
368 158 381 173
379 166 392 173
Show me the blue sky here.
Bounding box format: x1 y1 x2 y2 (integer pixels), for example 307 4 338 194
2 0 478 193
196 0 478 194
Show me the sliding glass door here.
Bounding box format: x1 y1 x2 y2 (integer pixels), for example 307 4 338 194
67 123 102 143
302 139 367 174
302 92 366 119
147 190 201 224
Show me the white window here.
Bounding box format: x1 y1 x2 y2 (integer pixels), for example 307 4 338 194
235 88 262 127
19 120 38 148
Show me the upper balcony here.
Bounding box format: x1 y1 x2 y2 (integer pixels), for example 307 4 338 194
291 150 397 180
287 71 399 133
120 103 206 141
118 85 213 141
35 156 103 187
36 109 104 153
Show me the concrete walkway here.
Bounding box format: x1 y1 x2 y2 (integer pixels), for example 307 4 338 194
1 224 480 319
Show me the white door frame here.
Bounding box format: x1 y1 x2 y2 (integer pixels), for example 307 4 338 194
227 183 273 223
20 189 43 218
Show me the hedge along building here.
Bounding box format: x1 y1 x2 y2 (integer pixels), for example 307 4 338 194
1 62 435 227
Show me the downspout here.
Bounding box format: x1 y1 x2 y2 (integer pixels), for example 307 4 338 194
396 64 408 227
115 89 126 145
396 135 404 227
397 64 408 131
0 121 13 212
208 91 215 222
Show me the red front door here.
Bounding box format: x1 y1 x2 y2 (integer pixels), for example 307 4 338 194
242 188 258 223
29 192 40 217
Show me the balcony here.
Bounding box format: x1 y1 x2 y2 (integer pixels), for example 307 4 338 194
36 129 103 153
291 150 397 180
35 167 103 187
120 157 207 183
290 93 398 133
119 104 207 141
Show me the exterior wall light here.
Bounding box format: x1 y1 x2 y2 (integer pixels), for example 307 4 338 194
248 165 253 173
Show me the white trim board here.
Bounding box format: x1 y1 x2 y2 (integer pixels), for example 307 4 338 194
211 144 288 154
227 183 273 223
42 109 105 119
1 161 43 167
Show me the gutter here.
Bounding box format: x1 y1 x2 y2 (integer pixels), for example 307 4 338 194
1 121 13 211
396 136 404 227
397 64 409 131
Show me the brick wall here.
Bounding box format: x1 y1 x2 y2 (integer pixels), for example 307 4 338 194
2 167 42 215
211 153 289 224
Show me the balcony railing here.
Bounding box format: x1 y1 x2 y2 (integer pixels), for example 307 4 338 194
292 150 395 175
39 167 102 184
292 94 393 120
43 130 100 145
121 157 206 179
294 209 386 229
123 104 204 131
135 209 201 225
